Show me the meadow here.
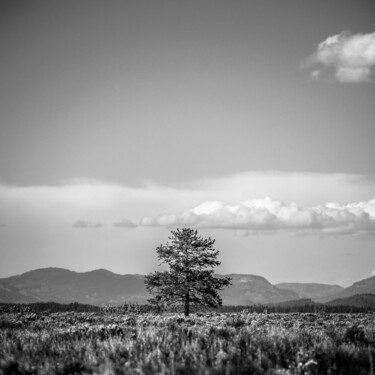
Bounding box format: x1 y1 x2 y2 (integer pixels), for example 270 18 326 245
1 305 375 375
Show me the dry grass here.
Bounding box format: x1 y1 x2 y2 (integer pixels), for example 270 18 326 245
1 310 374 374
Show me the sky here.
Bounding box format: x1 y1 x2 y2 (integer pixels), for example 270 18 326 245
0 0 375 286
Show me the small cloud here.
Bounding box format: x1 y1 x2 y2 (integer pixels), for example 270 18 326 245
72 220 103 229
140 197 375 237
114 218 137 228
371 269 375 277
304 31 375 82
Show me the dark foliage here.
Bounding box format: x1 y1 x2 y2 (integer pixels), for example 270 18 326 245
0 302 100 314
218 303 375 314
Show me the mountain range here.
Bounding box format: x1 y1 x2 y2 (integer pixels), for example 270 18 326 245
0 268 148 305
1 268 375 306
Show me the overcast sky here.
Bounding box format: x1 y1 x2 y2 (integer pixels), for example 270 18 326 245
1 0 375 286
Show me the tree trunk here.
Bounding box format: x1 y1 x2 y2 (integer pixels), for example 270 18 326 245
184 291 190 316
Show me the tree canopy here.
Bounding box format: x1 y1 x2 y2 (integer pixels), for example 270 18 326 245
144 228 231 316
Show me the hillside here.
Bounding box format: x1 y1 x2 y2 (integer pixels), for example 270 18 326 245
2 268 375 307
221 274 298 305
326 294 375 308
318 276 375 303
0 268 300 306
276 282 343 300
0 268 150 305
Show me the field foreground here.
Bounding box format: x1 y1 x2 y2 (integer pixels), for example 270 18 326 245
1 310 375 375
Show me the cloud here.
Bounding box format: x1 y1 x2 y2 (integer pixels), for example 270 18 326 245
114 218 137 228
72 220 103 229
0 172 374 234
304 31 375 82
140 197 375 237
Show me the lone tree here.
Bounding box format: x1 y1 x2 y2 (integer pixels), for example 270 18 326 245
145 228 231 316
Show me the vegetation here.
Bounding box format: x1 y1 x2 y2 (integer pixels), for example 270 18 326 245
0 302 101 314
145 228 231 316
2 300 375 315
2 227 374 374
218 302 375 314
1 308 375 374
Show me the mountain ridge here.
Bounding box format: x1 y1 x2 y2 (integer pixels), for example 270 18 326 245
317 275 375 303
1 268 374 306
276 282 344 300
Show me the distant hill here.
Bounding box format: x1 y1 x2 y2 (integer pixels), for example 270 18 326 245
0 283 37 304
1 268 375 307
276 282 343 300
318 276 375 303
0 268 150 305
0 268 300 306
221 274 299 305
326 294 375 308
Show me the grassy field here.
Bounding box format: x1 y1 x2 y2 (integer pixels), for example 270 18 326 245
1 308 375 374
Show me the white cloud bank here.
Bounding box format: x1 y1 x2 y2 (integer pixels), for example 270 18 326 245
305 31 375 82
140 197 375 237
0 172 374 238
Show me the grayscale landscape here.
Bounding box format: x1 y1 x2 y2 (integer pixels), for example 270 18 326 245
1 0 375 374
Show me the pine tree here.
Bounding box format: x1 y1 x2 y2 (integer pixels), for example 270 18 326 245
145 228 231 316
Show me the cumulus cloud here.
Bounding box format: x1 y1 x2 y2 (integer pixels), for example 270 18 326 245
114 218 137 228
72 220 103 229
1 172 375 235
140 197 375 237
305 31 375 82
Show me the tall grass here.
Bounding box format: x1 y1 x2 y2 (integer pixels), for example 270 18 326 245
1 310 374 374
